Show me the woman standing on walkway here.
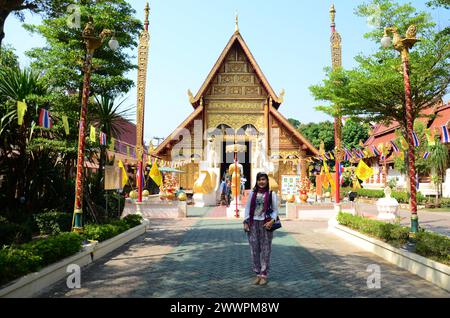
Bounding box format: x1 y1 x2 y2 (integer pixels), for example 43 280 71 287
243 172 278 285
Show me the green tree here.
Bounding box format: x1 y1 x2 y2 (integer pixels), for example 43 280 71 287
24 0 142 98
91 94 133 190
295 121 335 152
342 118 370 150
310 0 450 181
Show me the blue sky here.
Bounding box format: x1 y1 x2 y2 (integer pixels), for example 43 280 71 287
3 0 449 144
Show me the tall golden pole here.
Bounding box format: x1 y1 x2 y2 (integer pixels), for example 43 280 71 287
136 3 150 203
330 4 343 205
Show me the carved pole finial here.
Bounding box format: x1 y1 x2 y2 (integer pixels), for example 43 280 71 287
144 2 150 31
330 3 336 32
235 11 239 33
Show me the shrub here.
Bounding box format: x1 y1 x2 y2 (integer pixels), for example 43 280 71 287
34 211 73 235
0 248 42 286
0 217 32 247
415 231 450 265
122 214 143 228
82 223 124 242
19 232 83 266
439 198 450 208
338 212 450 265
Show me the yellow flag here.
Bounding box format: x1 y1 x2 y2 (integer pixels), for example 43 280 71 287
352 177 361 190
355 159 374 181
117 160 128 188
149 161 162 186
323 161 335 192
425 129 435 146
62 116 69 135
398 136 408 150
126 146 130 156
398 151 405 161
90 125 96 142
329 152 334 160
109 137 115 151
17 100 27 125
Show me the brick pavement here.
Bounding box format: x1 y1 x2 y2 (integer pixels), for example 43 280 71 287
38 218 449 298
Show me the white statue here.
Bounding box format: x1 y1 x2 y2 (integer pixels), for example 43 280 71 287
207 138 219 168
254 136 266 169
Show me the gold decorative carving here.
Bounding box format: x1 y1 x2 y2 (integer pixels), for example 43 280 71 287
135 23 150 160
227 63 245 73
245 86 259 96
207 101 263 111
229 86 242 95
208 113 264 131
237 75 252 83
220 74 234 84
213 86 227 95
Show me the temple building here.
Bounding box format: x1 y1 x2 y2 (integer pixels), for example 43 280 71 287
152 23 318 193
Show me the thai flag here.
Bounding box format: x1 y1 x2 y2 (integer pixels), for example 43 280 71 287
136 164 145 189
39 109 52 128
390 140 399 153
343 149 350 161
339 163 345 185
412 131 420 147
323 152 330 160
441 125 449 143
358 149 366 158
423 152 430 159
99 132 107 146
371 145 381 156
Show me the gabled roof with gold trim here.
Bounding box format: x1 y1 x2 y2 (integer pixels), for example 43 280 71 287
269 107 320 156
189 30 283 108
152 105 204 159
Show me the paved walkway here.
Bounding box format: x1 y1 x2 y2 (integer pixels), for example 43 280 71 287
38 218 449 298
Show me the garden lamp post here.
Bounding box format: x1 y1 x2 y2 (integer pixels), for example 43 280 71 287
381 25 420 235
72 17 118 232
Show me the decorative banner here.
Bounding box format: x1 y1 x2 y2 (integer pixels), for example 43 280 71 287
339 163 345 185
423 152 430 159
398 135 409 150
412 131 420 147
109 137 115 151
322 160 335 192
17 100 27 125
89 125 96 142
390 140 399 153
149 161 162 186
136 163 145 189
62 115 70 135
441 125 449 143
99 132 107 146
355 160 374 181
39 108 52 129
425 128 435 146
117 160 128 188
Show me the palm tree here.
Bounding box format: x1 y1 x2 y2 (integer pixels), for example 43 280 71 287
0 66 48 215
90 94 134 189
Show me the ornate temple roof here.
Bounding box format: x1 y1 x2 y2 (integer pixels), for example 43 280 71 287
189 30 283 109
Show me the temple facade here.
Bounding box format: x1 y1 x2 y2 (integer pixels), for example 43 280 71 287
152 27 318 193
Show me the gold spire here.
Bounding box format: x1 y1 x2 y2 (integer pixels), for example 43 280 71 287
330 3 336 29
144 2 150 31
235 11 239 33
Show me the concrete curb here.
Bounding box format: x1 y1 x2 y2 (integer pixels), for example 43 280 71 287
0 220 149 298
328 223 450 292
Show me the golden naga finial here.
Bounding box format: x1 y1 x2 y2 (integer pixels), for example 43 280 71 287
144 2 150 31
330 4 336 29
235 11 239 33
187 89 195 103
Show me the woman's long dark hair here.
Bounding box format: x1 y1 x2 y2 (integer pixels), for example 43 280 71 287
253 172 270 192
